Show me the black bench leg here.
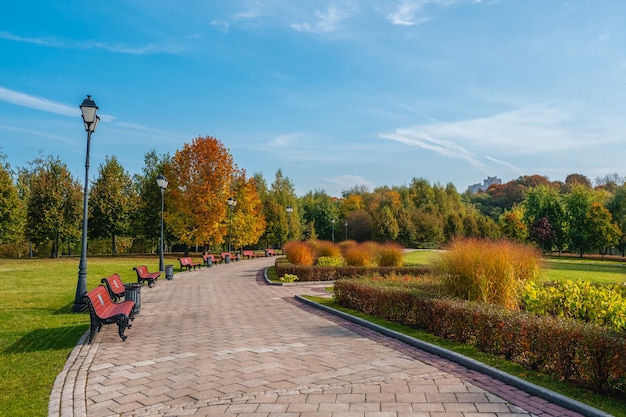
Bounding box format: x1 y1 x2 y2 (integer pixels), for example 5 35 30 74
116 316 131 341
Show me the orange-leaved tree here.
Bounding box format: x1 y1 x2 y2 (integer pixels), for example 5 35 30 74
165 136 236 249
229 172 266 250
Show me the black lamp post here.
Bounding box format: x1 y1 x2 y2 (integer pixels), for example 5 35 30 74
227 197 236 252
286 206 293 241
73 95 100 313
156 174 168 271
344 221 348 241
331 218 335 243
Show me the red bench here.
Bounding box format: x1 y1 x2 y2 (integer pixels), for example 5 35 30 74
100 273 127 302
221 252 238 263
83 285 135 344
133 265 160 287
265 248 277 256
242 250 259 259
202 254 222 266
178 257 202 271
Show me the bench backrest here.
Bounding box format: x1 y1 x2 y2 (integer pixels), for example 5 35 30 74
179 257 191 265
102 273 125 297
203 254 214 261
85 286 113 318
134 265 149 277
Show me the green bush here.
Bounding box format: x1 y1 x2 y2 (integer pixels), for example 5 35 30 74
523 280 626 331
316 256 345 266
334 276 626 397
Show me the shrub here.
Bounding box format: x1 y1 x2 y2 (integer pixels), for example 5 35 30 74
316 256 345 267
343 244 373 266
314 240 343 258
279 273 298 283
283 241 314 266
376 243 404 267
433 238 541 310
523 280 626 331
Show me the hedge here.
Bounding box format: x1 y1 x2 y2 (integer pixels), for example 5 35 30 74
275 259 430 282
334 278 626 397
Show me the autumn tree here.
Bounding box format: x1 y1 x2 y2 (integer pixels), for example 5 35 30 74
25 156 82 257
229 172 266 250
89 155 138 255
585 202 621 257
165 136 236 250
499 206 528 242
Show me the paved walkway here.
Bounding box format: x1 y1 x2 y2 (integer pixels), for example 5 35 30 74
50 257 606 417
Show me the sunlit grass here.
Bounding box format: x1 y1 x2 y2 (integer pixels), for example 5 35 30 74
0 256 164 417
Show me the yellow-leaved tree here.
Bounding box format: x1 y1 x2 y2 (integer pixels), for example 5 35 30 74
229 172 266 250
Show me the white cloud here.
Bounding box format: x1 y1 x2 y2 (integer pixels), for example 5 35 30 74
387 1 427 26
0 87 78 117
0 31 182 55
290 5 346 33
322 174 376 192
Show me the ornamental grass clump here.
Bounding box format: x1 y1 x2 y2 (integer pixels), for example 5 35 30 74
283 241 315 266
377 243 404 267
314 239 343 258
433 238 541 310
343 243 375 266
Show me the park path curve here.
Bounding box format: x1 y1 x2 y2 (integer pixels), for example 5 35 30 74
50 256 599 416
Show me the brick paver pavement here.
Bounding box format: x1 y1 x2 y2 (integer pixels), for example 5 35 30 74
49 257 606 416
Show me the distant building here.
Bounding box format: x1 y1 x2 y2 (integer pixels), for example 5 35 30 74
468 176 502 194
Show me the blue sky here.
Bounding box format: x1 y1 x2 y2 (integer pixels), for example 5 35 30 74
1 1 625 197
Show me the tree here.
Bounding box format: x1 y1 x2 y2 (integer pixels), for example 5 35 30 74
607 184 626 256
25 156 82 257
301 190 340 242
523 185 567 252
565 185 598 256
165 136 236 249
499 206 528 242
585 202 621 257
260 169 298 248
230 172 266 250
0 155 24 245
89 156 138 255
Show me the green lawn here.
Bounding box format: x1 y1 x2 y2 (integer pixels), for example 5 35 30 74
0 256 164 417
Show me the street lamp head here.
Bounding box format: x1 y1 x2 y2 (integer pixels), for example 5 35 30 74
228 197 237 208
156 174 168 190
80 95 99 127
286 206 293 214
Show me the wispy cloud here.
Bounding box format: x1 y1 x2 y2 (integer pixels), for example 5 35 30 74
0 87 115 121
0 87 78 117
380 101 624 170
322 174 375 192
290 6 347 33
0 31 183 55
387 1 429 26
381 128 487 169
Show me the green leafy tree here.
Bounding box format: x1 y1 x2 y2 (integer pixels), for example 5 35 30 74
607 184 626 256
565 184 597 256
499 206 528 242
132 150 171 253
25 156 82 257
0 155 24 244
523 184 567 252
585 202 621 257
301 190 340 242
89 156 138 255
259 169 298 248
